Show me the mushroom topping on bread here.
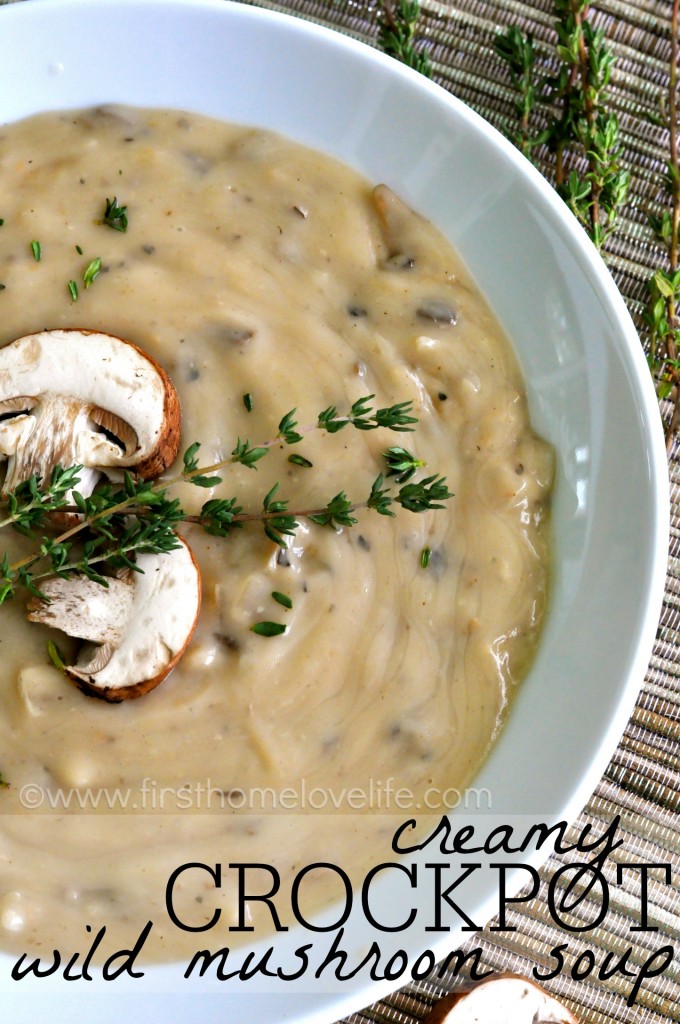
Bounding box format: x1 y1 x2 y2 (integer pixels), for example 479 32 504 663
0 329 181 498
27 536 201 701
422 975 578 1024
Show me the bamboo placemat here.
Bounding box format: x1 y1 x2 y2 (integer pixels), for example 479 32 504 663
230 3 680 1022
0 1 678 1023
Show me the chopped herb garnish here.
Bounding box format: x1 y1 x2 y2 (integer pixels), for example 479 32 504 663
0 772 8 789
272 591 293 610
250 621 287 637
83 257 102 288
103 196 128 232
47 639 66 672
243 392 253 412
0 218 4 226
288 453 313 469
68 279 78 302
420 545 431 568
0 284 5 292
30 240 41 262
75 244 83 255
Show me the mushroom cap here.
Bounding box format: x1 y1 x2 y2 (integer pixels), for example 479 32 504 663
422 974 579 1024
0 328 181 480
28 537 202 702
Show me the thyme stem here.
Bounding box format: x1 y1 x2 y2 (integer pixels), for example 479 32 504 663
554 59 580 187
645 0 680 449
495 1 629 251
572 2 601 237
667 0 680 447
8 492 137 577
0 399 451 603
669 0 680 312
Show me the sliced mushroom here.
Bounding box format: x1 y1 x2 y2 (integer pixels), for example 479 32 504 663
0 329 181 497
423 975 578 1024
372 183 425 269
417 298 458 326
27 537 201 702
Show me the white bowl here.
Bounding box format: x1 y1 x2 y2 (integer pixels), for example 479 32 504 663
0 1 669 1022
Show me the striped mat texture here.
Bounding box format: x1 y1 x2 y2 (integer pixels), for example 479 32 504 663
0 1 678 1023
233 3 680 1022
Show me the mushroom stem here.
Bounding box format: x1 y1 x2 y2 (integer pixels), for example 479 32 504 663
0 394 100 496
372 183 423 266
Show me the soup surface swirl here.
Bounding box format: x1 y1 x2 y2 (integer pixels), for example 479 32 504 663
0 107 552 959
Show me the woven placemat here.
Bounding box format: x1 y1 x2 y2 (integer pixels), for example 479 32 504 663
0 1 678 1023
234 3 680 1023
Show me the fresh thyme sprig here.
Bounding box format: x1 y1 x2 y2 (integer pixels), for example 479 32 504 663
493 27 543 159
0 472 185 602
494 1 629 250
177 394 417 484
0 397 452 604
197 467 451 539
377 1 432 77
0 464 82 535
317 395 417 433
645 0 680 449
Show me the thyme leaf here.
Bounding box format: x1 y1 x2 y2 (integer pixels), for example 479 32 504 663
83 257 102 288
383 445 425 482
47 639 67 672
250 621 287 637
277 409 303 445
288 453 313 469
231 438 269 470
103 196 128 232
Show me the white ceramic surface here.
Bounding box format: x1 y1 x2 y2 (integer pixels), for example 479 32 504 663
0 1 669 1022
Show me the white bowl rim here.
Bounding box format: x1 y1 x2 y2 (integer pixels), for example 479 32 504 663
0 1 670 1021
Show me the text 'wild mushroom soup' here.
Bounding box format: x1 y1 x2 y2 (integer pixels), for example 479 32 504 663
0 107 552 960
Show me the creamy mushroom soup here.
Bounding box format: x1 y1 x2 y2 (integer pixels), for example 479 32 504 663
0 107 552 960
